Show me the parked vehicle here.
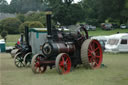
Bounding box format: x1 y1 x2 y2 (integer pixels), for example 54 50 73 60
84 24 96 31
91 35 109 44
101 23 113 30
120 24 127 29
89 25 96 31
105 33 128 53
112 23 119 29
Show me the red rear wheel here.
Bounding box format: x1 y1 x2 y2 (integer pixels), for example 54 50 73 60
81 39 103 69
31 54 47 74
56 53 71 74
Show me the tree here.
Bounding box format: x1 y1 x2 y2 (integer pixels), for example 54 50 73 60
0 0 9 13
98 0 125 23
120 0 128 24
81 0 99 25
53 3 84 25
81 0 127 24
25 12 46 26
9 0 43 13
0 18 22 34
9 0 22 13
41 0 85 25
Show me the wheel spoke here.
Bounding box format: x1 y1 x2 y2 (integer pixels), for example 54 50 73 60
59 61 64 66
88 49 92 54
18 63 21 67
92 42 95 50
36 67 39 72
15 60 20 63
16 58 20 60
93 59 98 66
94 47 100 51
88 53 92 56
95 51 99 55
66 58 69 62
96 56 100 58
62 67 65 73
89 57 93 63
39 67 41 72
89 44 93 50
16 62 20 65
62 56 65 62
35 65 38 70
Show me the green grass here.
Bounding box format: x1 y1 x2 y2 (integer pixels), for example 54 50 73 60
88 28 128 36
1 53 128 85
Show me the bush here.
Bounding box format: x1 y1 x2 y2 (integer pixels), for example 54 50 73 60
29 21 44 28
19 21 31 33
0 18 22 34
19 21 44 33
17 14 25 23
0 30 8 41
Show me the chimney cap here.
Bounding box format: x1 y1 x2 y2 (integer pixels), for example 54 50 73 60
45 11 52 15
45 8 52 15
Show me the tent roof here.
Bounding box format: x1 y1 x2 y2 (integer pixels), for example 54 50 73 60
108 33 128 39
29 28 47 33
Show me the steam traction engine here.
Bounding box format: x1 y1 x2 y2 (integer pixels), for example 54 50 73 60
31 12 103 74
14 27 32 68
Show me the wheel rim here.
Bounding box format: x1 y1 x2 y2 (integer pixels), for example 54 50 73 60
88 40 102 68
14 53 24 68
24 52 32 67
32 54 47 73
58 53 71 74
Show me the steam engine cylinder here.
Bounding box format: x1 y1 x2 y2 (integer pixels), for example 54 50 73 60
42 42 76 57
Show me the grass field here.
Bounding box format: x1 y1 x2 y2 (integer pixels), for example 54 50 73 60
0 34 20 46
0 53 128 85
88 28 128 36
0 28 128 46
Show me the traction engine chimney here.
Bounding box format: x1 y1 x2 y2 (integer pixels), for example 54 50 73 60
46 11 52 36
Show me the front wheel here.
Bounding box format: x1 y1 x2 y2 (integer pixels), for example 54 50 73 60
14 52 25 68
31 54 47 74
55 53 71 74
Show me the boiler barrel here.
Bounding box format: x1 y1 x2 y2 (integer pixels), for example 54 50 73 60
42 42 75 57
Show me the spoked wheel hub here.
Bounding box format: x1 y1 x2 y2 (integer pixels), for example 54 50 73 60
56 53 71 74
81 39 103 69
